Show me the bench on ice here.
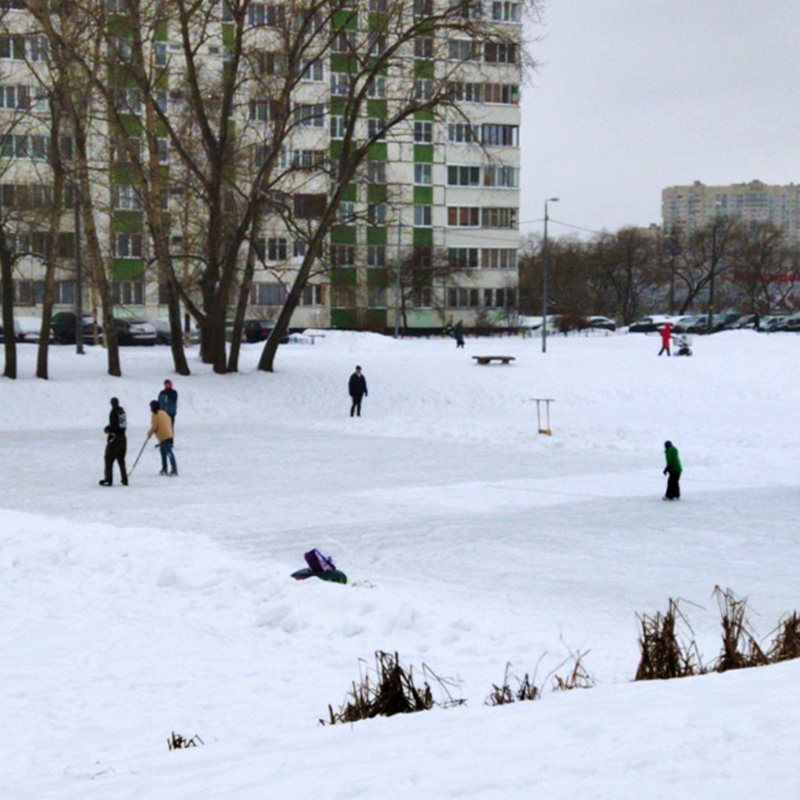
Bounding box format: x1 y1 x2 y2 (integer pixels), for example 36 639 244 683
472 355 516 365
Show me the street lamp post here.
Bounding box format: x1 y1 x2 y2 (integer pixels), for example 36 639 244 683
707 201 724 334
664 233 677 316
74 190 84 355
541 197 559 353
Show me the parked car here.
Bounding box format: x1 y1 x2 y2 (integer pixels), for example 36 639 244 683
51 312 102 344
583 315 616 331
671 315 702 334
112 317 156 346
13 316 49 343
759 315 789 333
151 318 199 345
782 313 800 332
686 314 726 334
736 314 758 329
627 315 672 333
243 319 290 344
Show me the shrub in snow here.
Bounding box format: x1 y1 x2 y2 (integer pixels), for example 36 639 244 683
323 651 464 725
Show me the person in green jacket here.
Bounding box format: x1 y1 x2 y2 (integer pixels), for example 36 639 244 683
663 440 682 500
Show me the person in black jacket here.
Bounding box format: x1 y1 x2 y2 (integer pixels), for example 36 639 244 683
158 379 178 431
348 365 368 417
99 397 128 486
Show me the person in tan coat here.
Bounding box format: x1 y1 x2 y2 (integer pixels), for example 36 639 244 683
147 399 178 476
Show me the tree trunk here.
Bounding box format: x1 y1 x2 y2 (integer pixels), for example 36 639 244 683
1 236 16 380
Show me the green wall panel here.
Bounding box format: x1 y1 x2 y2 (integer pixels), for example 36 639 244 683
367 269 387 287
414 144 433 163
367 227 387 245
331 225 357 244
413 227 433 246
367 184 387 203
113 211 144 233
414 186 433 205
113 259 145 280
331 267 357 286
331 309 358 328
367 99 387 117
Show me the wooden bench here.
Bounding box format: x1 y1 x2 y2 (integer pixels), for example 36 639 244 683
472 355 516 365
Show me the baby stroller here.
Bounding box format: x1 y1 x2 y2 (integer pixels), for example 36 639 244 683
674 334 692 356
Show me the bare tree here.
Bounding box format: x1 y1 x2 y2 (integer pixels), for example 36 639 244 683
257 0 537 371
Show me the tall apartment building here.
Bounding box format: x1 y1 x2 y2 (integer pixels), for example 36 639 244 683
662 180 800 244
1 1 522 334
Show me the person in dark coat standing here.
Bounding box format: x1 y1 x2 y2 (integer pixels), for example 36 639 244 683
348 365 368 417
658 322 672 356
99 397 128 486
454 320 465 348
663 440 682 500
158 379 178 431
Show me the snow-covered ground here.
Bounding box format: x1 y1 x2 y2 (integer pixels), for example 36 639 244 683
1 329 799 799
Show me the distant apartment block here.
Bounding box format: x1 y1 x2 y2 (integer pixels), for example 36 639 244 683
662 180 800 243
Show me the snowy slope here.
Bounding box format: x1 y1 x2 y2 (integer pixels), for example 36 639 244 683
0 330 799 799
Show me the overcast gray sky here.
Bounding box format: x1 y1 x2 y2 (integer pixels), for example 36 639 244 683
519 1 800 239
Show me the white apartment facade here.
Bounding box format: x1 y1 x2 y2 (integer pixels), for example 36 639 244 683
662 180 800 244
1 0 522 334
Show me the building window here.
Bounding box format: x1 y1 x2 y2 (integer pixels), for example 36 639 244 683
299 58 323 82
115 232 143 258
111 185 143 210
447 122 479 144
249 99 274 121
368 285 387 308
299 283 324 306
330 245 356 266
267 237 288 260
481 124 518 147
484 41 517 64
483 165 519 188
414 163 432 185
412 287 432 308
481 248 517 269
491 1 519 21
366 76 386 98
448 40 477 61
295 103 325 128
112 281 144 305
414 205 432 227
368 161 387 183
414 120 433 143
252 282 283 305
484 83 520 104
367 245 385 267
0 84 30 109
414 36 433 58
448 81 484 103
330 115 345 139
367 202 387 225
330 72 350 96
414 78 433 100
367 118 385 141
447 165 481 187
247 3 285 27
447 206 480 227
338 201 356 223
448 247 479 268
480 207 517 229
447 287 480 308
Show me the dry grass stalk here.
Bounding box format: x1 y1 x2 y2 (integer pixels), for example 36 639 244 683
635 599 702 681
486 663 541 706
767 612 800 663
325 651 463 725
713 586 769 672
167 732 204 750
551 650 594 691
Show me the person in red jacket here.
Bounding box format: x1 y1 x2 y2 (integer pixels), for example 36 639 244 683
658 322 672 356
